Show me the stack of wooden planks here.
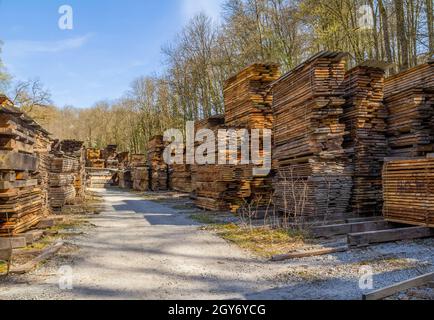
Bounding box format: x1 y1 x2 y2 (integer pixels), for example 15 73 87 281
272 52 352 220
86 148 105 169
148 136 169 191
342 65 388 216
0 96 43 235
385 61 434 157
171 163 192 193
132 167 149 191
103 145 119 169
34 128 52 216
58 140 86 201
48 154 77 213
383 157 434 227
223 63 281 212
118 170 133 189
192 115 233 211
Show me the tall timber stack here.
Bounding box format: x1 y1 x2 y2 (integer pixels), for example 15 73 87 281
49 153 77 213
59 140 86 201
192 116 231 211
384 61 434 157
34 127 52 216
382 61 434 227
86 148 113 188
342 65 388 216
271 52 352 220
223 63 281 211
132 154 148 191
148 137 169 191
171 149 192 194
0 96 43 235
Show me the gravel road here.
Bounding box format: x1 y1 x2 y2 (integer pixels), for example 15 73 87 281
0 188 433 300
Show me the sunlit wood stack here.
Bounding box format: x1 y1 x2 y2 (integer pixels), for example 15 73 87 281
132 167 149 191
342 65 388 216
48 154 77 213
0 96 43 235
148 136 169 191
383 157 434 227
103 145 119 169
192 116 232 211
86 148 105 169
116 152 130 169
58 140 86 201
222 63 281 211
272 52 352 220
34 129 52 216
171 163 192 193
384 61 434 157
118 169 133 189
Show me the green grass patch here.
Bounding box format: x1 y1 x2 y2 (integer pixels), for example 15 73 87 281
204 223 306 258
0 261 7 274
190 213 218 224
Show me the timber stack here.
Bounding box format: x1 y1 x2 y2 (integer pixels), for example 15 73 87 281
48 153 77 213
384 61 434 157
34 128 52 216
86 148 113 188
103 144 119 169
0 96 43 235
192 116 231 211
148 136 169 191
58 140 86 200
383 157 434 227
272 52 352 221
342 65 388 216
171 161 192 194
132 154 148 191
223 63 280 212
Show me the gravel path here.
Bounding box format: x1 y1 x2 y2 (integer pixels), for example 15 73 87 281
0 188 433 300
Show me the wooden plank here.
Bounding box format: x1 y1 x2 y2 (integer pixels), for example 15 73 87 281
271 246 349 261
0 151 38 172
10 241 64 274
348 227 434 247
0 179 38 190
310 220 393 238
363 272 434 300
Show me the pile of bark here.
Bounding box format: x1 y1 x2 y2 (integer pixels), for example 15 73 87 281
272 52 352 221
0 96 44 235
385 61 434 157
342 65 388 216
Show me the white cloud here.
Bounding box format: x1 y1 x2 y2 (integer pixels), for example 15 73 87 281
4 34 93 57
182 0 224 22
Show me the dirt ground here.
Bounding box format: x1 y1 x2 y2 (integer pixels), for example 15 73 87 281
0 188 433 300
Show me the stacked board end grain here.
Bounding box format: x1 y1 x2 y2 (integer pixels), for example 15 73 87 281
34 128 52 216
272 52 352 221
385 61 434 157
383 157 434 227
86 148 113 188
342 65 388 216
0 96 43 235
148 137 169 192
223 63 281 212
59 140 86 201
171 163 192 193
49 154 77 213
192 115 231 211
130 154 147 191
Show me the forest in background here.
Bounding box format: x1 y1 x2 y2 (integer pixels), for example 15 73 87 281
0 0 432 153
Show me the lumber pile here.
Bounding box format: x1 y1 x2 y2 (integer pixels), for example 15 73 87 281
117 152 130 169
86 148 105 169
342 65 388 216
192 116 232 211
118 170 133 189
87 168 113 188
103 145 119 169
223 63 281 211
56 140 86 200
0 97 43 235
132 167 149 191
272 52 352 220
34 129 52 216
385 61 434 157
48 154 77 213
148 137 169 191
171 163 192 193
224 63 280 129
383 158 434 227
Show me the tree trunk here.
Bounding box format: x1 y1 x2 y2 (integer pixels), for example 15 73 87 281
396 0 410 70
427 0 434 54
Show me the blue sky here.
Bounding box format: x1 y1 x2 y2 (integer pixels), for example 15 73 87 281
0 0 224 108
